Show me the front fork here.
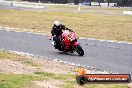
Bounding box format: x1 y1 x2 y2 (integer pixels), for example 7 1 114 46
71 41 79 51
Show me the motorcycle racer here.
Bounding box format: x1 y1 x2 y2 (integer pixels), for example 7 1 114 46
51 20 73 49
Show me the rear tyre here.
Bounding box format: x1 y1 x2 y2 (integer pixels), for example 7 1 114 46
75 45 84 56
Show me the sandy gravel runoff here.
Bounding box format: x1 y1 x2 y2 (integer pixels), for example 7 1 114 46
0 55 76 88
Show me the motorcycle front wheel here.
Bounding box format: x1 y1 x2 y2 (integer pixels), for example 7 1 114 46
75 45 84 56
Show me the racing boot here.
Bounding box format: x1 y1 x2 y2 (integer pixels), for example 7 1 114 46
52 41 58 49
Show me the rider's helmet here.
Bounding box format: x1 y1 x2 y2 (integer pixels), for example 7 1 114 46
54 20 61 26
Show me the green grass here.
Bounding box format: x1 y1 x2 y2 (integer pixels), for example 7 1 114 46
0 72 56 88
0 9 132 42
34 71 75 80
34 71 54 77
0 51 21 60
0 73 35 88
53 74 75 80
0 72 76 88
0 51 41 67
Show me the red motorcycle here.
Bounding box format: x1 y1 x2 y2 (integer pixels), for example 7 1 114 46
51 30 84 56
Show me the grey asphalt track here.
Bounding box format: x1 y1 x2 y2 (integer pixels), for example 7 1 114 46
0 29 132 75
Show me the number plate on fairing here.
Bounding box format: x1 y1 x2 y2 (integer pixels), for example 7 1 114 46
65 43 70 49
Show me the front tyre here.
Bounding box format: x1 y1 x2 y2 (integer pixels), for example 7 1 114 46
75 45 84 56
